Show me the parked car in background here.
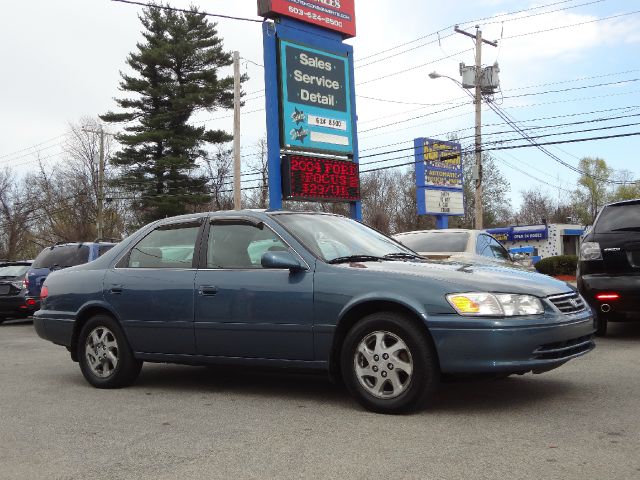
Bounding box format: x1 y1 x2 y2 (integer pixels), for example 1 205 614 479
577 198 640 336
25 241 116 309
34 211 594 414
393 229 525 268
0 260 36 323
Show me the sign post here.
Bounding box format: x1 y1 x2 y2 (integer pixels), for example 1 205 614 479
260 1 361 220
414 137 464 228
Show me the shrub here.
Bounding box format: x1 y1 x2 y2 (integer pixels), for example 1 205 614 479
534 255 578 276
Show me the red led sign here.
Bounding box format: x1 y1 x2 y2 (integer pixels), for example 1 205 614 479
258 0 356 38
282 155 360 202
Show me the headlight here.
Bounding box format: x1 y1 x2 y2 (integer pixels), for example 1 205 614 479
580 242 602 261
447 293 544 316
10 281 23 290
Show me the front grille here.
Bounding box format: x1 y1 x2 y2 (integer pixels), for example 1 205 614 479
547 292 588 315
534 335 594 360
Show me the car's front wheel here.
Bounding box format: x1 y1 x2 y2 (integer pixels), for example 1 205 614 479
77 314 142 388
340 312 439 413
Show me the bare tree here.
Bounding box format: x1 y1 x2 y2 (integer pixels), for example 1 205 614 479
0 169 38 259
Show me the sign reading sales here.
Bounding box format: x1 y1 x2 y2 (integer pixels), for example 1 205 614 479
258 0 356 37
279 39 353 155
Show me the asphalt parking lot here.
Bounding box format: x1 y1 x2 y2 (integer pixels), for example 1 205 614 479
1 320 639 480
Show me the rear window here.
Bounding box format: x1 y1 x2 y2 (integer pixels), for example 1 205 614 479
33 245 90 269
595 204 640 233
98 244 114 257
396 232 469 252
0 265 30 277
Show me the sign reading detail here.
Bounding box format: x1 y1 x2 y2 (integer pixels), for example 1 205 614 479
282 155 360 202
414 138 464 216
279 40 353 155
258 0 356 37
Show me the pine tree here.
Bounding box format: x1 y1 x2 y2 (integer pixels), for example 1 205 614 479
101 5 238 222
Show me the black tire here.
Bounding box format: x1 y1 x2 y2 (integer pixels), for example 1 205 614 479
340 311 439 414
0 318 5 325
77 314 142 388
595 311 608 337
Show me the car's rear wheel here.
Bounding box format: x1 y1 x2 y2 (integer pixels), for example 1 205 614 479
340 312 439 414
0 317 5 325
77 314 142 388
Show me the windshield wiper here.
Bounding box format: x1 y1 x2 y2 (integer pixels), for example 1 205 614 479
383 252 424 260
610 227 640 232
327 255 384 264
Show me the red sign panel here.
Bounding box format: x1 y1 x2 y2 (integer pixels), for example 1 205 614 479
258 0 356 38
282 155 360 202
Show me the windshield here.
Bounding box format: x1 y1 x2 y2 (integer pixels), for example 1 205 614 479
596 203 640 232
274 213 414 262
0 265 30 277
33 245 90 269
395 232 469 253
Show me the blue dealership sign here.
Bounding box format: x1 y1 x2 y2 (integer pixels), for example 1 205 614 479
279 39 354 155
414 137 464 218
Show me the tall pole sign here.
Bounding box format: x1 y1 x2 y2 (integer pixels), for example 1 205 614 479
259 0 361 220
414 137 465 229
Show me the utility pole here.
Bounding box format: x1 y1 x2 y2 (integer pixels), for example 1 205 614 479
233 50 241 210
454 26 497 230
82 126 108 240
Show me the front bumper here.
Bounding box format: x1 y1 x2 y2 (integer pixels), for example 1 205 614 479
428 310 595 374
578 274 640 320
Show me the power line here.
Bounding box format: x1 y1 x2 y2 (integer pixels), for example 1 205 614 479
503 9 640 40
111 0 263 23
0 134 65 161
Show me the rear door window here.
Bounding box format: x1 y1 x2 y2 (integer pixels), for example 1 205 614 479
127 225 200 269
33 245 90 269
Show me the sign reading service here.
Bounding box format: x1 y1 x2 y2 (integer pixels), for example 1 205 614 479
279 40 353 155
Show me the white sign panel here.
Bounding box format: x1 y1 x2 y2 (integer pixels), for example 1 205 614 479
425 189 464 215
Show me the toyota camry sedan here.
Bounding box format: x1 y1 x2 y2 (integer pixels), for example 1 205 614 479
34 210 595 413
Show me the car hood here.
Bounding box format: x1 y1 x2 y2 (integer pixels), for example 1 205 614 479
343 259 572 297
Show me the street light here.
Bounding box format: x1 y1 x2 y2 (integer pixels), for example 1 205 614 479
429 69 483 229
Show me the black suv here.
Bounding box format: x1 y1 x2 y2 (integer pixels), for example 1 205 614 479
577 199 640 336
0 261 36 323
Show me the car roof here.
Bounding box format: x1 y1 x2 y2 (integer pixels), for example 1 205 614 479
605 198 640 207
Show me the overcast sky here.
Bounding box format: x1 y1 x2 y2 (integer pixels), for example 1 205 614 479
1 0 639 213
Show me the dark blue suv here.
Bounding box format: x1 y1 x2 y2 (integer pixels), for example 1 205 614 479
26 242 115 307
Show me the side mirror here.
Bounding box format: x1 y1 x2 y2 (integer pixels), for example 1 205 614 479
261 251 305 271
512 253 526 261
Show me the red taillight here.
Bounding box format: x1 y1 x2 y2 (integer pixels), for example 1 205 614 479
23 278 29 289
26 298 37 306
595 292 620 301
40 285 49 300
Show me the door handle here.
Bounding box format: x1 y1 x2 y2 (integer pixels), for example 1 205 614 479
198 286 218 296
109 284 123 294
